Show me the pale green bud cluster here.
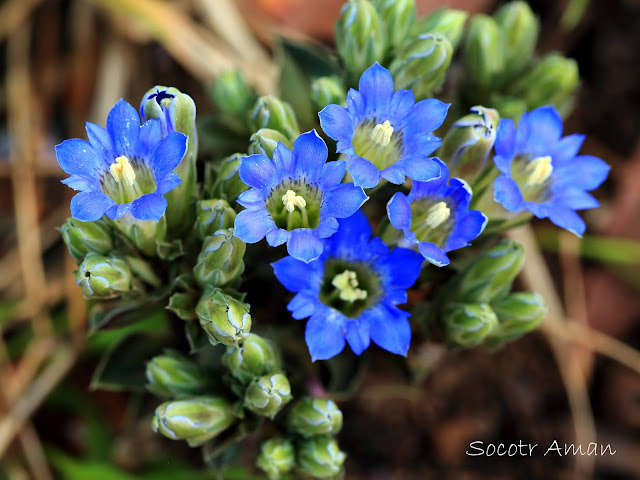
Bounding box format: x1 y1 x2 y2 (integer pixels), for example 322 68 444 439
222 333 282 385
244 373 292 419
75 253 132 299
443 303 499 348
145 351 209 398
193 229 245 288
60 218 114 265
463 14 505 94
311 77 347 111
488 292 546 347
256 438 296 480
195 287 252 347
372 0 415 50
249 95 300 141
195 199 236 241
298 436 346 479
287 397 343 438
151 396 236 447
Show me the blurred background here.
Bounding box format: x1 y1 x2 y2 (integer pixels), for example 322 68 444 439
0 0 639 478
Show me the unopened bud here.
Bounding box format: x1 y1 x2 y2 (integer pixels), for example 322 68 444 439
411 8 468 49
256 438 295 480
463 14 504 92
145 351 208 398
195 199 236 241
287 397 343 438
297 437 346 479
444 303 499 348
244 373 292 419
151 396 236 447
488 292 546 346
210 70 256 118
248 128 292 159
209 153 249 202
372 0 415 50
195 287 252 347
494 1 539 81
75 253 132 299
60 218 113 264
311 76 347 111
193 229 245 288
222 333 282 384
249 95 300 141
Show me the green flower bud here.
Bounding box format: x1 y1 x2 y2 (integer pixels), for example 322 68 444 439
372 0 415 50
438 106 499 183
195 288 252 347
488 292 546 346
112 214 167 257
459 240 525 303
210 153 249 202
444 303 499 348
297 437 346 479
389 33 453 99
311 76 347 111
335 0 386 82
75 252 132 299
60 218 114 264
507 53 579 114
411 8 468 49
488 94 528 121
195 199 237 241
222 333 282 384
193 229 245 288
463 14 504 92
151 396 236 447
244 373 292 419
145 351 209 398
494 1 539 80
287 397 343 438
256 438 295 480
249 95 300 141
248 128 292 159
210 70 256 118
141 86 197 235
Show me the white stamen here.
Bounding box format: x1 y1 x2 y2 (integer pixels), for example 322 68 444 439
425 202 450 229
282 189 307 213
110 155 136 186
370 120 394 147
525 156 553 187
331 270 368 303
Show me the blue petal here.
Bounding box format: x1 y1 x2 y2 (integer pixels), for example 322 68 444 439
526 201 550 219
130 193 168 221
138 119 164 156
156 172 181 194
70 191 115 221
322 183 368 218
494 175 524 211
61 174 94 191
493 154 512 175
56 139 102 178
386 193 412 230
364 304 411 356
330 211 372 253
380 164 407 185
288 292 318 319
85 122 113 161
234 208 275 243
106 99 141 156
273 256 319 293
556 155 610 191
407 160 449 199
550 133 585 166
547 207 586 237
382 247 423 289
388 89 415 120
272 142 294 174
517 106 563 154
345 320 371 355
453 210 487 242
239 154 279 191
346 88 365 118
266 228 290 247
401 98 449 134
397 156 442 182
292 130 328 180
287 229 324 263
494 118 516 160
348 156 380 188
151 132 188 178
358 63 394 115
320 160 347 187
315 217 339 238
418 242 450 267
237 188 265 209
305 310 347 361
318 104 354 144
553 188 599 210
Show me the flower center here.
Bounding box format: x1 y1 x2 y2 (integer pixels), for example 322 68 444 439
524 156 553 187
424 202 450 229
331 270 368 303
370 120 394 147
266 181 322 231
110 155 136 186
410 198 455 248
282 190 307 212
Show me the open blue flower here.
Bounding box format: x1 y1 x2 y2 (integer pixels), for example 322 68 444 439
272 212 424 361
319 63 449 188
493 106 610 236
234 130 368 263
56 99 188 222
387 160 487 267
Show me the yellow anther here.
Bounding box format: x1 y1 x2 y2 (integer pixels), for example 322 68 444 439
331 270 368 303
370 120 394 147
282 189 307 213
425 201 450 229
109 155 136 186
525 156 553 187
160 97 173 108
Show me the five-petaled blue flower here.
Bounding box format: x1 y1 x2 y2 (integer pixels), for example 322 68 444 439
272 211 424 361
319 63 449 188
234 130 368 263
56 99 188 222
387 160 487 267
493 106 610 236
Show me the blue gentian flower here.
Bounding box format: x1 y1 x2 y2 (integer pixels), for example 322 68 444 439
234 130 368 263
493 106 610 236
318 63 449 188
272 212 424 361
387 160 487 267
56 99 188 222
